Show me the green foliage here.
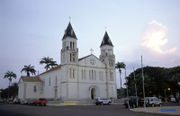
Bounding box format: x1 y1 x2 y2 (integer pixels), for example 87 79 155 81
4 71 16 82
40 57 58 71
21 65 36 76
127 66 180 98
117 88 126 98
1 83 18 99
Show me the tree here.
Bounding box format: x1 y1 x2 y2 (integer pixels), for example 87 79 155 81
115 62 126 88
3 71 16 99
1 83 18 99
40 57 58 71
126 66 180 99
21 64 36 77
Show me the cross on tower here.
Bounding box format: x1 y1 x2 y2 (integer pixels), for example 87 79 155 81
90 48 94 54
105 26 107 31
69 16 71 22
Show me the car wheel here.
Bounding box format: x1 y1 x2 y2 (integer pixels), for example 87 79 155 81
152 104 154 107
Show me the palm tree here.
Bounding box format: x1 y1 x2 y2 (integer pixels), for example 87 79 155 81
115 62 125 88
4 71 16 99
49 60 58 68
21 64 36 76
40 57 58 71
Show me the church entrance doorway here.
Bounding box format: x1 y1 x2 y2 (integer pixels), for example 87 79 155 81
54 86 57 100
91 88 95 99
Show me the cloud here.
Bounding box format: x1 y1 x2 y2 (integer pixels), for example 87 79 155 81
142 20 176 54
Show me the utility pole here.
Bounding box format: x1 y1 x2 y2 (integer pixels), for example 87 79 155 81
141 55 146 110
133 67 138 107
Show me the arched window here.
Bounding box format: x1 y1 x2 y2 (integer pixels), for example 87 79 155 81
70 54 72 61
49 78 51 86
72 42 75 49
72 54 75 62
70 42 72 49
34 85 37 92
73 69 75 78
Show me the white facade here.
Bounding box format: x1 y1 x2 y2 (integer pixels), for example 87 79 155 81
18 23 117 101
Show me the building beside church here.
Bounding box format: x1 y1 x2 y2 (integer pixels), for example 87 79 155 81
18 22 117 101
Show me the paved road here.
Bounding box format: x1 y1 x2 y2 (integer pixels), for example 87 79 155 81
0 103 171 116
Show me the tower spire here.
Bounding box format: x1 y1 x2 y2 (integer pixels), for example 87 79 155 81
100 31 113 47
62 22 77 40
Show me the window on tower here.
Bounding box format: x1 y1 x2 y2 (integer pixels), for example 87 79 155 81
73 54 75 62
70 42 72 49
70 54 72 62
73 42 75 49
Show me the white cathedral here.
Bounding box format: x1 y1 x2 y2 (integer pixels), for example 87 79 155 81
18 22 117 101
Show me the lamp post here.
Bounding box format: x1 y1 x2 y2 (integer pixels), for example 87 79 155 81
125 67 130 109
164 89 167 102
133 67 138 107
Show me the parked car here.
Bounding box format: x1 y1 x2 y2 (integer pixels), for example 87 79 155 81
170 97 176 102
7 99 14 104
0 99 4 103
124 96 139 108
13 98 20 104
95 97 111 105
140 97 161 107
33 98 48 106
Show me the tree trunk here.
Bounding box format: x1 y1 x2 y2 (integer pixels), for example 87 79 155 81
8 79 11 100
27 72 30 77
119 70 122 88
8 80 10 100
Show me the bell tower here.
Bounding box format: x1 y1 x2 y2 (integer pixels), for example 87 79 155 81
99 31 115 67
61 22 78 65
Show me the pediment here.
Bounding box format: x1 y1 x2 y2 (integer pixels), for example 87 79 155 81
78 54 105 68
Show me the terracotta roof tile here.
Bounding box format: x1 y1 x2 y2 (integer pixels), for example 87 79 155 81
21 76 42 82
38 65 61 76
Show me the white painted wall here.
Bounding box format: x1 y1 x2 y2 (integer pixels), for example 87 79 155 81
39 68 61 100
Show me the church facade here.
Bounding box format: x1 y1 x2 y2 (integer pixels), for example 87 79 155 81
18 23 117 101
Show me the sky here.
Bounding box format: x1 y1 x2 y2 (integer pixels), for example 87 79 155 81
0 0 180 89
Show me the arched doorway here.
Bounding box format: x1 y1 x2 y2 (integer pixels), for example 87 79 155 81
91 88 95 99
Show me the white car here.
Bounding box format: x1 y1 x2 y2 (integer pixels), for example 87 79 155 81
170 97 176 102
95 97 111 105
144 97 162 107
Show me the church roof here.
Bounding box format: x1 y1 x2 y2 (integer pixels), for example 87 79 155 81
20 76 42 82
38 65 61 76
78 54 106 66
78 54 91 61
62 22 77 40
100 31 113 47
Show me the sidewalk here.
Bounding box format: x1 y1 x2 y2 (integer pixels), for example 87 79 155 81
47 100 94 106
130 106 180 116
